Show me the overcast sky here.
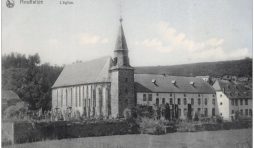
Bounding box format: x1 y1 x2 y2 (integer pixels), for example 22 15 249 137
2 0 253 66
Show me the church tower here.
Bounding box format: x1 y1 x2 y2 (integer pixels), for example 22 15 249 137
110 18 135 118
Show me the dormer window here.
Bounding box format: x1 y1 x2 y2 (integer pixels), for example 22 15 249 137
244 92 248 96
190 81 195 86
152 79 156 83
236 92 240 96
172 80 176 85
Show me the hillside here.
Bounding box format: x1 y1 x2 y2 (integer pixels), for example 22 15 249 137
134 58 252 77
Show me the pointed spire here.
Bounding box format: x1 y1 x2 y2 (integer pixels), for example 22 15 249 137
115 18 128 51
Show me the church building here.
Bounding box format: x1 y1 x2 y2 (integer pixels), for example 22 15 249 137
52 18 135 118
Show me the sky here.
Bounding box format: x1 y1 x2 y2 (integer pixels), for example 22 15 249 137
2 0 253 66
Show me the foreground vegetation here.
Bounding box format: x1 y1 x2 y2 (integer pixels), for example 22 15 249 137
3 129 252 148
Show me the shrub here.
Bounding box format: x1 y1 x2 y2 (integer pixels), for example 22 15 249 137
4 101 28 118
139 117 165 135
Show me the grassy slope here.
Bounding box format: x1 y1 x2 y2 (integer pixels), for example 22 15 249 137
134 59 252 77
5 129 252 148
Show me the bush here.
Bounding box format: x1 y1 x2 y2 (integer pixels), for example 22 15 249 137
139 117 165 135
4 101 28 118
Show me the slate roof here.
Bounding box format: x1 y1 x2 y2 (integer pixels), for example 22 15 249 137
52 56 113 88
2 90 21 100
212 80 252 99
115 21 128 51
134 74 215 93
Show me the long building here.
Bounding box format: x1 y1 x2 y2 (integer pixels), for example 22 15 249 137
135 74 216 119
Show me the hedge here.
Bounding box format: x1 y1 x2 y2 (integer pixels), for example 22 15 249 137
9 120 139 144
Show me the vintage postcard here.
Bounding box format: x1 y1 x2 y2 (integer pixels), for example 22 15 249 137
2 0 253 148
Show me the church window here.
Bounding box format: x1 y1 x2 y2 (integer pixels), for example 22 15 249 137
61 89 63 106
184 98 187 105
70 88 72 106
75 87 77 107
93 89 96 107
149 94 152 101
143 94 146 101
56 90 58 106
79 87 81 107
66 89 68 106
125 77 128 83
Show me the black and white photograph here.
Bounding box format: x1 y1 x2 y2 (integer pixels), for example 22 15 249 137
1 0 253 148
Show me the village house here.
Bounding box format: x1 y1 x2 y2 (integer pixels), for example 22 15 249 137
212 80 252 121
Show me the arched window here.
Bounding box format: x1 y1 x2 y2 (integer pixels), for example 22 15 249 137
75 87 77 107
184 98 187 105
79 87 81 107
61 89 63 106
170 98 173 105
56 89 58 106
205 98 207 105
66 89 68 106
198 98 201 105
71 88 72 106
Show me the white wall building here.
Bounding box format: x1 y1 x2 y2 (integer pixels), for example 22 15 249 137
213 80 252 121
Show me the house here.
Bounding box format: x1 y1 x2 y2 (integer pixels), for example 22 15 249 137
135 74 216 119
212 80 252 121
2 90 22 111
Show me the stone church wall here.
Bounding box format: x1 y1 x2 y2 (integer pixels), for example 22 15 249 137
52 82 111 118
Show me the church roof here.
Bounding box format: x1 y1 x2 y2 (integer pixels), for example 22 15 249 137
115 22 128 51
212 80 252 99
2 90 21 100
52 56 113 88
134 74 215 94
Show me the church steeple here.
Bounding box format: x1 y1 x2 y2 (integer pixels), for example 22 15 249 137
115 17 128 51
111 18 133 69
